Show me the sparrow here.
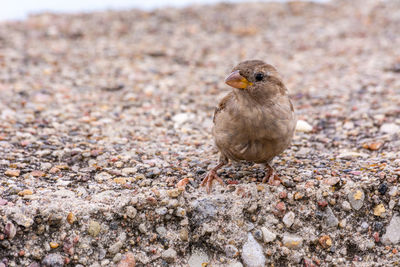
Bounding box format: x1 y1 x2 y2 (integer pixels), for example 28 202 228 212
201 60 296 193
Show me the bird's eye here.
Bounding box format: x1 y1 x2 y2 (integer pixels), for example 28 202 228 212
255 73 264 81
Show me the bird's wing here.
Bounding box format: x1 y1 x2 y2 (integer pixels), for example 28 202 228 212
213 92 234 123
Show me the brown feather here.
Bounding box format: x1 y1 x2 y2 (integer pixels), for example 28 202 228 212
212 60 296 164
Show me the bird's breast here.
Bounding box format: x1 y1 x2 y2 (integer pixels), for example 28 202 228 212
213 100 296 163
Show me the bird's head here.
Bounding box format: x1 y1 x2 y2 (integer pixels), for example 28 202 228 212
225 60 287 98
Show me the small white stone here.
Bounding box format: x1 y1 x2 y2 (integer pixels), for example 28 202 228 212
261 227 276 243
380 123 400 134
172 113 195 125
283 211 295 227
343 121 354 129
94 172 111 182
389 186 398 197
125 206 137 219
156 226 167 237
341 201 351 211
389 200 396 210
242 233 266 267
41 162 52 171
382 215 400 245
188 248 209 267
282 234 303 249
338 151 368 159
296 120 312 132
121 167 137 175
162 248 177 263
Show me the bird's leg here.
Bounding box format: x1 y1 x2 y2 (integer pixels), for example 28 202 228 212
262 163 280 185
201 160 226 194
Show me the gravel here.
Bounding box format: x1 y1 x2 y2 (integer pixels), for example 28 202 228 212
1 0 400 266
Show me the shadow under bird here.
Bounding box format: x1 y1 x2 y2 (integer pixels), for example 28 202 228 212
202 60 297 193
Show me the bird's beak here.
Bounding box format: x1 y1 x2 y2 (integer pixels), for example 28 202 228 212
225 70 253 89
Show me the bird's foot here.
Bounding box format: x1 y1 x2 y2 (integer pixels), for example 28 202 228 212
262 165 281 186
201 170 224 194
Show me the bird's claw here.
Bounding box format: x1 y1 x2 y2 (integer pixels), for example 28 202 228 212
262 165 281 186
201 170 224 194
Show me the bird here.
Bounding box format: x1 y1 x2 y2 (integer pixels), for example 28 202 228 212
201 60 297 193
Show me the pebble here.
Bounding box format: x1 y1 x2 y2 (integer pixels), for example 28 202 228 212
4 221 16 240
50 242 59 249
188 248 209 267
67 212 76 224
378 183 388 195
319 235 332 249
274 201 286 217
380 123 400 134
348 189 365 210
138 223 147 233
108 241 123 255
296 120 313 132
113 177 127 184
5 169 20 177
361 222 369 229
323 207 339 229
172 113 194 125
179 228 189 241
341 201 351 211
126 207 137 219
167 188 181 198
113 253 122 263
241 233 266 267
229 262 243 267
282 234 303 249
0 198 7 205
42 253 64 267
161 248 177 263
88 221 101 237
155 207 168 216
373 204 386 217
261 227 276 243
94 172 112 182
117 252 135 267
12 213 34 228
283 211 295 227
121 168 137 176
338 151 368 159
382 215 400 245
18 189 33 196
225 245 239 258
388 186 398 197
156 226 167 237
41 162 53 170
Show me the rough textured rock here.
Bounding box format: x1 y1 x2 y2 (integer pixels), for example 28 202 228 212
261 227 277 243
117 252 136 267
162 248 177 263
382 215 400 245
282 234 303 249
283 211 295 227
241 233 265 267
348 189 365 211
188 248 209 267
41 253 64 267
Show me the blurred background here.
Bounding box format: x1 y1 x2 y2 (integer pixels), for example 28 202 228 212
0 0 327 21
